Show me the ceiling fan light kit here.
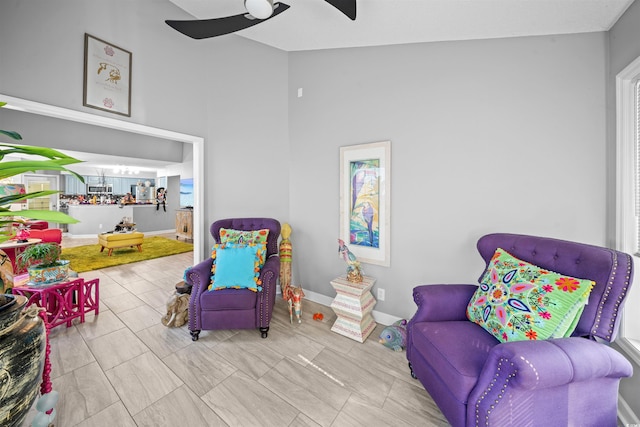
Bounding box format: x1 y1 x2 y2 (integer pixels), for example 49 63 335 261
165 0 356 39
244 0 274 19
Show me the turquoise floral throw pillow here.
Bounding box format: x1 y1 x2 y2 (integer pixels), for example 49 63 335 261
466 248 595 343
207 243 267 292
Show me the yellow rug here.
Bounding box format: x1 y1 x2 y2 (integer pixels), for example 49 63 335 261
61 236 193 273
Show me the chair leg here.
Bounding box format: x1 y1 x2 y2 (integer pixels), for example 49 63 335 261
260 327 269 338
408 362 418 379
190 330 200 341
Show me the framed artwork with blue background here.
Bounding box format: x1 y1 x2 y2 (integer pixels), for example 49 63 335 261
339 141 391 267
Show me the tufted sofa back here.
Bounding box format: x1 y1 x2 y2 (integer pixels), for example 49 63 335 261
477 233 633 342
210 218 281 258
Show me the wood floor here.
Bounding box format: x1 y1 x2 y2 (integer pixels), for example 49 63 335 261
21 239 449 426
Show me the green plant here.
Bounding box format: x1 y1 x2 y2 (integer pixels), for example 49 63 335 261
17 242 62 270
0 101 84 242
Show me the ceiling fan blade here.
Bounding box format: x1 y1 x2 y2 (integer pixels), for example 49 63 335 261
324 0 356 20
165 2 290 39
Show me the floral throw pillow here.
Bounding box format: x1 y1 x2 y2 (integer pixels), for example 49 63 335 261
466 248 595 342
208 243 267 292
219 228 269 245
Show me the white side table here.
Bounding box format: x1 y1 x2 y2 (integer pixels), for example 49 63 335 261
330 275 377 343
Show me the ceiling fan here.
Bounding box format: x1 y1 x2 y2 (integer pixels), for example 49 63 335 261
166 0 356 40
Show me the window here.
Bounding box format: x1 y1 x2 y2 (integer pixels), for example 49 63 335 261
616 55 640 357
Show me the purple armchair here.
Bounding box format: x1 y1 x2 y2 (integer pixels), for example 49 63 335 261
406 233 633 427
184 218 280 340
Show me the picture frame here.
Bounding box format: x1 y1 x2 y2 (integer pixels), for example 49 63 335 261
339 140 391 267
83 33 132 117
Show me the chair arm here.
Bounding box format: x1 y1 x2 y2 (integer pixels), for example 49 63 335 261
473 337 633 395
184 257 213 298
184 257 213 331
259 255 279 291
411 284 477 323
256 255 279 329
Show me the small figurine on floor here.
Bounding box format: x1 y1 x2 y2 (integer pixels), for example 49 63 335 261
338 239 363 283
378 319 408 351
284 285 305 323
162 292 189 327
156 187 166 212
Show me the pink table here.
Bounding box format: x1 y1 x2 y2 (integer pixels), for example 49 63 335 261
12 277 100 328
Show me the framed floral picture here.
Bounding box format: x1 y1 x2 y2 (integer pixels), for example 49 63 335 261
83 33 132 117
339 140 391 266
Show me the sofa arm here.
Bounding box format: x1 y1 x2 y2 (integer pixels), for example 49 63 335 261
470 337 633 423
411 284 477 323
478 338 633 391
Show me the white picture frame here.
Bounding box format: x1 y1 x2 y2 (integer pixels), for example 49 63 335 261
83 33 132 117
339 140 391 266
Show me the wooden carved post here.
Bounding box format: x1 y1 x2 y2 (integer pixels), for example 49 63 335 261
279 223 293 321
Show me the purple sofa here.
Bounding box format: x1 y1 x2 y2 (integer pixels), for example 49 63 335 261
184 218 280 340
406 233 634 426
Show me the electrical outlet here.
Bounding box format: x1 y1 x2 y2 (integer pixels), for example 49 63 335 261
377 288 385 301
99 224 103 229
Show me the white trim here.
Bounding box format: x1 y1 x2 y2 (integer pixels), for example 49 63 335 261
0 94 205 263
303 288 402 326
617 338 640 366
619 394 640 426
615 57 640 255
615 58 640 351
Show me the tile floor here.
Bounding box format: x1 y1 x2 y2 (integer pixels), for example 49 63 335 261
19 237 448 427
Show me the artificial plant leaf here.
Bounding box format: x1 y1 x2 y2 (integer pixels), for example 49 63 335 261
0 160 83 180
0 190 61 207
0 130 23 141
10 209 80 224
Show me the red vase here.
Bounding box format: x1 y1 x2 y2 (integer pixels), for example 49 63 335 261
0 294 46 426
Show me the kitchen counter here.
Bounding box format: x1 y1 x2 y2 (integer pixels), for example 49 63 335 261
67 204 175 236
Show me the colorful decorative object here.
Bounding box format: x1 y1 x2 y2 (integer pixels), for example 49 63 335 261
330 275 377 342
339 141 391 266
378 319 408 351
279 223 292 299
27 260 70 285
0 294 47 426
17 243 69 285
288 285 305 324
337 238 364 283
466 248 595 343
278 224 305 324
0 183 26 205
32 310 58 427
313 312 324 321
156 187 166 212
15 225 30 243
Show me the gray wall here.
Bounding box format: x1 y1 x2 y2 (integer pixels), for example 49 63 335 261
0 0 290 252
288 33 608 319
2 0 636 419
608 0 640 419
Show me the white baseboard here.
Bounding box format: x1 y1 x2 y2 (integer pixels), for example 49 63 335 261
619 394 639 426
296 288 403 327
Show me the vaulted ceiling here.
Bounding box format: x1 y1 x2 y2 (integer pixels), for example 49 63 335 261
167 0 635 51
